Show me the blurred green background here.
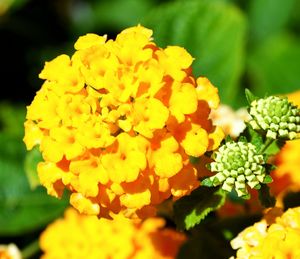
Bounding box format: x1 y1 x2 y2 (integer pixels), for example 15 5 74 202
0 0 299 257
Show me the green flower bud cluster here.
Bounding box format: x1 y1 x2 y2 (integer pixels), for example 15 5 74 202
249 96 300 140
204 141 270 197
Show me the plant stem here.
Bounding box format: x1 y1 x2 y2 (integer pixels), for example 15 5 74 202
259 138 274 154
21 239 40 259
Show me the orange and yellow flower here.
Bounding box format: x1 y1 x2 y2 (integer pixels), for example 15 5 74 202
40 208 185 259
24 25 224 219
231 207 300 259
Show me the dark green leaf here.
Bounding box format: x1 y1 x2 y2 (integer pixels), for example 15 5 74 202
0 131 68 236
254 184 261 190
238 136 247 143
173 186 225 230
70 0 155 34
227 190 245 204
24 146 43 189
189 156 200 165
211 214 261 242
283 191 300 210
248 34 300 96
225 135 233 143
266 163 277 173
240 193 251 200
248 0 296 44
201 178 213 187
262 175 273 184
0 102 25 138
143 0 247 106
245 88 258 105
258 184 276 208
177 225 234 259
264 139 286 156
245 124 263 150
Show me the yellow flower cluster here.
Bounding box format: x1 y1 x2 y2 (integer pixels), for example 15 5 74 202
40 208 185 259
231 207 300 259
23 25 223 218
271 91 300 195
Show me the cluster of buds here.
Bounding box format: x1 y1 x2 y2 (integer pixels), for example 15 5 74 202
249 96 300 140
204 141 270 197
204 92 300 199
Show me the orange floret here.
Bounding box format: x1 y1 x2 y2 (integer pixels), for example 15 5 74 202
24 25 223 219
40 208 185 259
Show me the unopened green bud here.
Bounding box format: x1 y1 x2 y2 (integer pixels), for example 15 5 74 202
249 96 300 140
204 141 269 197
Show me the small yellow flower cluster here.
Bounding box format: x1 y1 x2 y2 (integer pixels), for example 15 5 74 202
23 25 223 218
40 208 185 259
231 207 300 259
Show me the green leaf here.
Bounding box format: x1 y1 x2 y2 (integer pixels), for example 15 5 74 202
248 34 300 96
201 178 213 187
24 146 43 189
212 214 261 242
240 193 251 200
143 0 247 106
177 225 234 259
245 88 258 105
189 156 200 165
238 136 247 143
245 124 263 150
262 175 273 184
0 131 68 236
258 184 276 208
173 186 226 230
283 191 300 210
225 135 233 143
264 139 286 156
70 0 155 34
248 0 296 44
0 102 25 138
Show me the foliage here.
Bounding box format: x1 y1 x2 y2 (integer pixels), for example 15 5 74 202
0 0 300 258
174 187 226 230
143 0 247 106
0 104 68 237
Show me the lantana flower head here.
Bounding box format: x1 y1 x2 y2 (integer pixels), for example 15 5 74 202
40 208 185 259
231 207 300 259
203 141 269 197
24 25 224 219
249 96 300 140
